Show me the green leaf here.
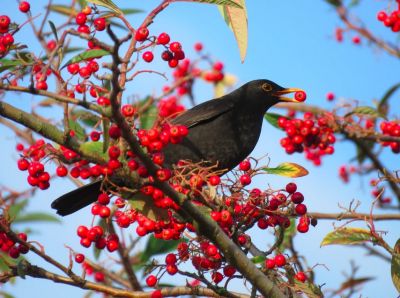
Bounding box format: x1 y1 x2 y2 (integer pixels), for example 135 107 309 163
218 0 247 62
140 235 181 263
262 162 309 178
68 119 86 141
321 227 372 246
293 280 324 298
264 112 289 130
182 0 242 8
48 21 58 42
279 218 296 250
47 4 77 17
101 8 143 19
378 82 400 116
324 0 342 6
14 212 61 224
391 239 400 292
71 109 101 127
354 140 375 165
345 106 385 119
0 291 15 298
86 0 122 15
80 141 108 160
78 0 87 8
62 49 110 69
9 199 29 219
250 255 266 264
139 98 158 129
0 59 26 73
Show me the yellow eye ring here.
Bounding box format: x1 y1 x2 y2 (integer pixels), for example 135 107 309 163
262 83 272 92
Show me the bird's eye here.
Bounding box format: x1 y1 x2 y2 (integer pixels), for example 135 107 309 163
262 83 272 92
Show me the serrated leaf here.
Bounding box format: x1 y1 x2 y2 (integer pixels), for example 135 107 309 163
264 112 289 130
345 106 385 119
101 9 143 19
250 255 266 264
262 162 309 178
139 98 158 129
72 109 101 127
9 199 29 219
14 212 61 224
48 4 77 17
126 192 169 221
0 59 26 73
62 49 110 69
87 0 122 15
321 227 372 246
378 82 400 116
80 141 108 160
68 119 86 141
293 280 324 298
218 0 247 62
48 21 58 42
391 239 400 292
140 236 181 263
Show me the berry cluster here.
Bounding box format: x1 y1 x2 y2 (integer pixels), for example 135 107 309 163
16 140 51 190
0 232 29 259
0 15 15 57
76 224 119 252
379 120 400 153
264 253 306 282
81 261 106 283
334 27 361 45
278 112 336 165
377 1 400 32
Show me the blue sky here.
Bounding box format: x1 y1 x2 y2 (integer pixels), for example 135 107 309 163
1 1 399 297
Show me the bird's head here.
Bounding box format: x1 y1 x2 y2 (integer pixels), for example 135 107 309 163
242 79 306 109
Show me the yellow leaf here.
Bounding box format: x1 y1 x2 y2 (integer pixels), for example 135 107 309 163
219 0 248 62
262 162 309 178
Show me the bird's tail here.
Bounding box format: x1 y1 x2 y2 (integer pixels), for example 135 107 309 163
51 180 102 216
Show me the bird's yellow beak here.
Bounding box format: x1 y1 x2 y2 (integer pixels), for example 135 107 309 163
273 88 305 102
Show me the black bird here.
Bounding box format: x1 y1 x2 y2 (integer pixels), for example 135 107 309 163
51 79 302 216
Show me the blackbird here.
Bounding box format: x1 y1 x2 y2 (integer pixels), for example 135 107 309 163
51 79 302 216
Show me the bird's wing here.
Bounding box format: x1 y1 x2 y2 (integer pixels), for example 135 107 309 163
171 97 234 128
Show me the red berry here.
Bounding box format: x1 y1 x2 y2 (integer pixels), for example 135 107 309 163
142 51 154 63
285 182 297 194
297 222 309 233
93 17 106 31
161 50 173 61
165 253 177 265
223 265 236 277
208 175 221 186
239 160 251 171
326 92 335 101
295 271 307 283
157 32 170 45
169 41 182 53
67 63 80 75
146 275 157 287
274 254 286 267
239 174 251 186
194 42 203 51
135 27 149 41
90 131 101 141
265 258 276 269
294 91 307 102
9 246 20 259
36 81 48 90
17 158 30 171
377 11 387 22
56 165 68 177
19 2 30 13
108 124 121 139
295 203 307 215
75 12 87 25
211 272 223 284
352 36 361 44
0 15 11 29
151 290 163 298
121 104 135 117
291 192 304 204
106 240 119 252
77 24 90 34
168 58 178 68
75 253 85 263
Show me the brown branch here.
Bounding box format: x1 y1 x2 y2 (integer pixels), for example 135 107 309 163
307 212 400 221
336 5 400 58
108 223 142 291
1 260 246 298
